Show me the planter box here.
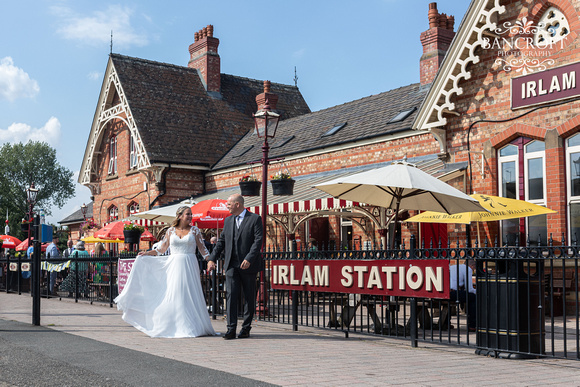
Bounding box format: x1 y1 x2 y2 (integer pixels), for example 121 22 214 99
123 230 142 244
239 181 262 196
20 222 30 233
271 179 295 196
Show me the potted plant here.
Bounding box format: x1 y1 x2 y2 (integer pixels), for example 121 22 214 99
123 224 144 244
20 219 30 233
239 174 262 196
270 170 295 196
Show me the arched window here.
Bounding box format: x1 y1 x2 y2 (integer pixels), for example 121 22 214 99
129 135 138 169
108 135 117 175
498 138 547 245
128 202 140 215
108 205 118 222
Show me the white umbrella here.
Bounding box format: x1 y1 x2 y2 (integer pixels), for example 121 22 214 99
313 162 486 248
133 199 197 224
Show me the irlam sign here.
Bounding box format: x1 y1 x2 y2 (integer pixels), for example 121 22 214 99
270 259 450 299
511 62 580 109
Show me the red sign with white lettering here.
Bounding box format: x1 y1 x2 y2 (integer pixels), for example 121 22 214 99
270 259 450 299
117 258 136 293
511 62 580 109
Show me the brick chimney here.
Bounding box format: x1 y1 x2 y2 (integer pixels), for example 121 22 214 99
188 25 221 92
420 3 455 86
255 80 278 111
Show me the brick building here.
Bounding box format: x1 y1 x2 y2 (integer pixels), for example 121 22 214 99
66 0 580 257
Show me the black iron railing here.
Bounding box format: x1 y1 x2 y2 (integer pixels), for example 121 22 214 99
0 235 578 360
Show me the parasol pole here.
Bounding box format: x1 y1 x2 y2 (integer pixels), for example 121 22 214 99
390 198 401 249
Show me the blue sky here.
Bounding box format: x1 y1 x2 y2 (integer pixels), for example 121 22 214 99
0 0 469 225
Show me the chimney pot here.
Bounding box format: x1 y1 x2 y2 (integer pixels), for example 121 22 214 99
439 13 447 28
428 2 439 28
447 15 454 30
264 80 271 93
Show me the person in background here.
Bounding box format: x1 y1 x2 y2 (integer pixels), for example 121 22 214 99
59 241 90 298
307 238 318 257
63 239 74 258
45 235 60 296
446 259 477 332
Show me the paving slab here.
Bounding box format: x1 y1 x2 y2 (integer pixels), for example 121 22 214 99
1 292 579 386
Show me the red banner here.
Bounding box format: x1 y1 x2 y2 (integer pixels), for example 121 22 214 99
271 259 450 299
117 258 136 294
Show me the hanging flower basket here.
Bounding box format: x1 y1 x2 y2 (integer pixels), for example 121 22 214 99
123 224 144 244
123 230 142 244
239 180 262 196
21 222 30 233
271 179 295 196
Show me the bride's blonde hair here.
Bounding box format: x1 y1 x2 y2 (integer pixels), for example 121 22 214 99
171 206 191 228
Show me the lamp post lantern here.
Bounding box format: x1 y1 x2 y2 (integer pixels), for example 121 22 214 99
26 183 38 247
252 81 280 317
80 203 88 238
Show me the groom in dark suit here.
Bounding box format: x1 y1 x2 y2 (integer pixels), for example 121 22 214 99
207 193 263 340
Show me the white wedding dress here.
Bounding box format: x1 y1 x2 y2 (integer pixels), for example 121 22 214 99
114 226 217 338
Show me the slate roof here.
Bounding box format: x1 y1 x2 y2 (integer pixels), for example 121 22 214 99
110 54 310 167
212 83 427 170
59 202 93 225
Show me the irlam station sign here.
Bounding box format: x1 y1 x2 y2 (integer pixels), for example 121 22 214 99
270 259 450 299
511 62 580 109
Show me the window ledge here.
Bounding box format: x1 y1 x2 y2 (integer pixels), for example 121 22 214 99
125 169 139 176
105 174 118 181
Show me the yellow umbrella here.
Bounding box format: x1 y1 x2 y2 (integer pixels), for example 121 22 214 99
404 194 557 242
81 236 124 243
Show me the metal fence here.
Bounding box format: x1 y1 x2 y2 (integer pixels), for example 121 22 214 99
1 236 579 360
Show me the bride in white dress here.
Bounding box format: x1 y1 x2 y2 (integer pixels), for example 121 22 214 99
114 206 217 338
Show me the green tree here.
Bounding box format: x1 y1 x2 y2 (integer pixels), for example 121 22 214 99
0 141 75 240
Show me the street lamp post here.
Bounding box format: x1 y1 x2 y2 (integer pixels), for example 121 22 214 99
26 183 40 325
253 81 280 316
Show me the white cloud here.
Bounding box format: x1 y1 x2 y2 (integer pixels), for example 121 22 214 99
0 117 61 147
88 71 101 81
51 4 149 49
0 57 40 102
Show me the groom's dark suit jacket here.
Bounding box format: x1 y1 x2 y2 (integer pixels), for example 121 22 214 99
208 210 263 273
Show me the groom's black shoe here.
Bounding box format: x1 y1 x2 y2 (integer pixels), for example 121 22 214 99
223 330 236 340
238 327 251 339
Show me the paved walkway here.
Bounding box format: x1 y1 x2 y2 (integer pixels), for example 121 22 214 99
0 293 579 386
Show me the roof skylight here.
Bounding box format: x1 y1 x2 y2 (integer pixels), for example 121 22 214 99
388 107 416 124
322 122 347 137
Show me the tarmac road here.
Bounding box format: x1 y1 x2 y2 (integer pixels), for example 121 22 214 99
0 319 274 387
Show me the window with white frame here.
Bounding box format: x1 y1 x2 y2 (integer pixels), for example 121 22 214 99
566 133 580 242
108 206 118 222
130 135 137 169
498 138 547 246
129 202 139 215
108 136 117 175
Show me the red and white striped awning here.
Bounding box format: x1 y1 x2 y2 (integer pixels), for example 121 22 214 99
249 198 357 215
104 217 166 227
